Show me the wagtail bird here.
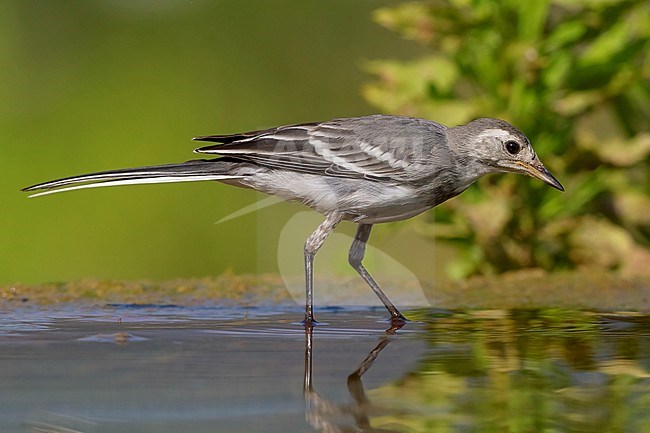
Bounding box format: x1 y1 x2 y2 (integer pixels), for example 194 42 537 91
23 115 564 325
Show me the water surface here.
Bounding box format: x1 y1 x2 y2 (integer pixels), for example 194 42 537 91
1 306 648 432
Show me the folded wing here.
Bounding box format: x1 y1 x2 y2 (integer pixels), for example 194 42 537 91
194 115 446 182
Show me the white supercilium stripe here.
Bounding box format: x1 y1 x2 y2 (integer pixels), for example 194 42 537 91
472 128 514 143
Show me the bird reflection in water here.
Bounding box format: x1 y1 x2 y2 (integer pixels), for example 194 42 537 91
303 321 405 433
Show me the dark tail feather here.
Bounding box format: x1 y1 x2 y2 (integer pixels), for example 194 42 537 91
22 159 242 197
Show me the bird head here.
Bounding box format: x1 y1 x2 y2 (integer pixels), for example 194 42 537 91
455 118 564 191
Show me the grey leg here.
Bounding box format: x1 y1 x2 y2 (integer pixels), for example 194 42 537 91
348 224 406 322
303 212 343 325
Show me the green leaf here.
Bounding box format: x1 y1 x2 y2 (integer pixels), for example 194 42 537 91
542 51 572 89
614 191 650 227
578 19 631 68
568 216 635 268
545 20 587 50
574 105 650 166
517 0 549 42
372 3 433 44
553 90 604 116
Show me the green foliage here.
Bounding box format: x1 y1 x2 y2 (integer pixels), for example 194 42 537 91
371 310 650 432
364 0 650 278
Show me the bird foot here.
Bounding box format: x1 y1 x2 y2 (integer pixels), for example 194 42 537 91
298 316 327 328
385 314 408 334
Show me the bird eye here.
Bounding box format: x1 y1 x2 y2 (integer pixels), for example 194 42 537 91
505 140 520 155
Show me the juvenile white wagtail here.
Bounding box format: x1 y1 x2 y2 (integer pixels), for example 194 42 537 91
24 115 564 325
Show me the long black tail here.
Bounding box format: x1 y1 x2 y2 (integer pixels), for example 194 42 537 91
22 159 242 197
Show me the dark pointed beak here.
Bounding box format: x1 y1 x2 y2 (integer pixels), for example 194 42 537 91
515 161 564 191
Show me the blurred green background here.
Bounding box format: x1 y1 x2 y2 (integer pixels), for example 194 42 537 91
2 0 649 286
2 0 424 285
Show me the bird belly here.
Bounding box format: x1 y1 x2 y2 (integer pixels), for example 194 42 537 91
351 204 430 224
236 171 431 223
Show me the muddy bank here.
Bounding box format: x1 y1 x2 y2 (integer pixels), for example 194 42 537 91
3 270 648 312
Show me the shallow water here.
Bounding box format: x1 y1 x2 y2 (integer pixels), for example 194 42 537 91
1 306 648 433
